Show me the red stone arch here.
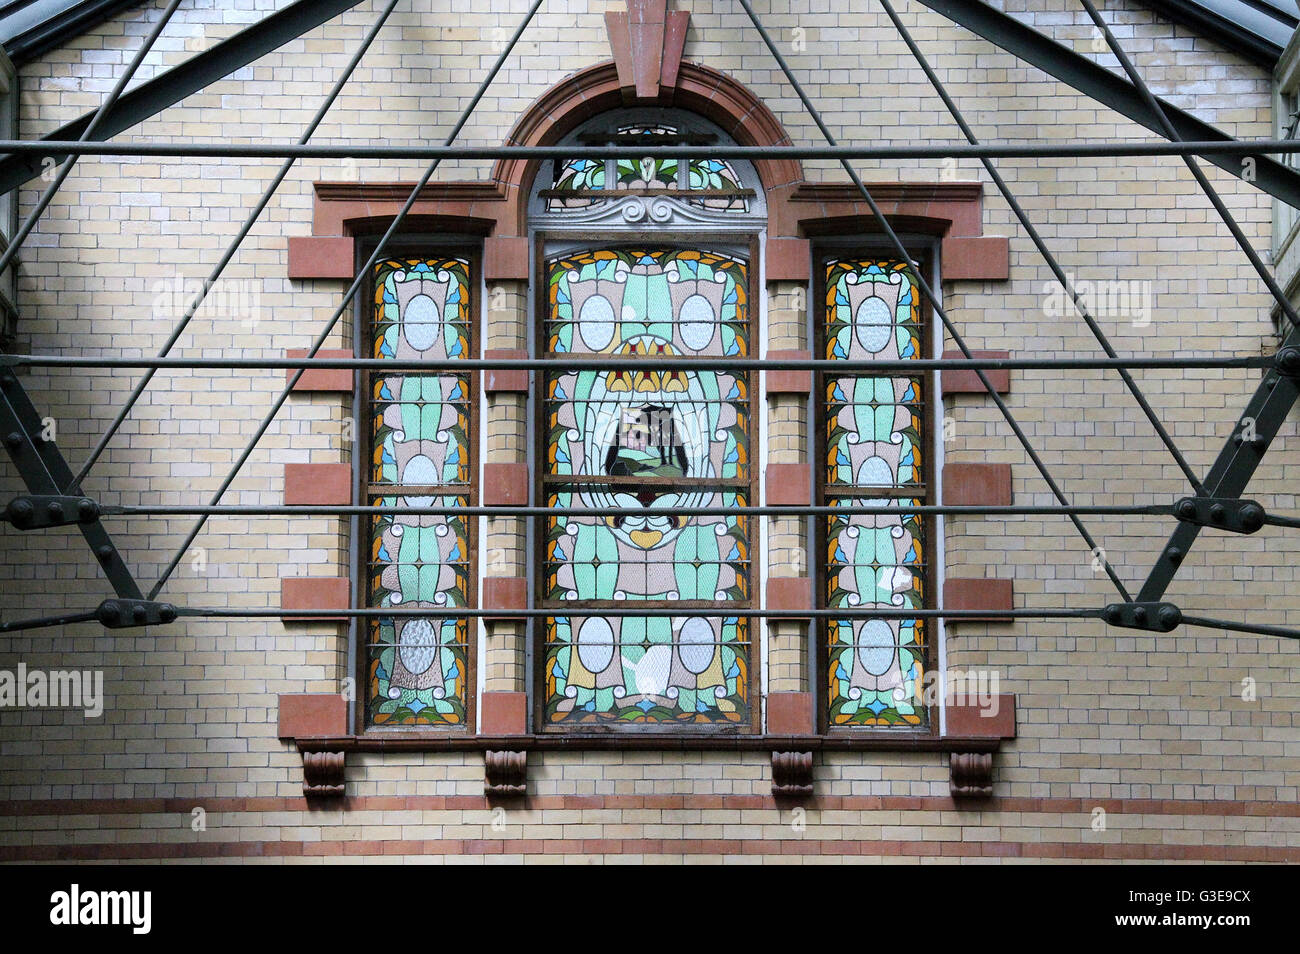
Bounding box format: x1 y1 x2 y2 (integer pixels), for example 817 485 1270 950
290 60 1005 285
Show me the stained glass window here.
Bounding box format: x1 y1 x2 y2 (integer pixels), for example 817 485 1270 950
822 258 930 728
541 247 753 727
546 123 749 212
365 256 473 726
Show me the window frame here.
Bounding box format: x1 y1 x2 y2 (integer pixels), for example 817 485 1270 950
813 243 940 737
531 232 763 735
352 236 481 735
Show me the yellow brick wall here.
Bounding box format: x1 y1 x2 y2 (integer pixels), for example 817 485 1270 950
0 0 1297 862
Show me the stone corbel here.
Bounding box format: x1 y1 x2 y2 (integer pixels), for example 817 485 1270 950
771 751 814 798
946 694 1017 800
278 693 349 798
485 750 528 798
949 752 993 798
301 749 347 797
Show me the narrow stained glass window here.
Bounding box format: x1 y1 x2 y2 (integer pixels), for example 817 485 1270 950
822 257 930 728
366 256 473 726
541 247 753 726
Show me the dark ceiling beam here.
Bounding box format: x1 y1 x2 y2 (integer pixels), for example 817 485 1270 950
0 0 368 196
915 0 1300 210
1133 0 1293 68
2 1 148 66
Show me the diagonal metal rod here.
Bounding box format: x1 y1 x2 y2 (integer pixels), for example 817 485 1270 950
736 0 1132 601
0 0 186 283
146 0 546 601
70 0 404 490
876 0 1205 496
1079 0 1300 338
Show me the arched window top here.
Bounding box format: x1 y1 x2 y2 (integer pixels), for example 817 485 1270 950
528 107 767 230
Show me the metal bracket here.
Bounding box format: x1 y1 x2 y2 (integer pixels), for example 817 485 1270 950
1138 325 1300 602
1102 602 1182 633
1172 497 1266 534
94 599 178 629
0 370 142 599
4 494 101 529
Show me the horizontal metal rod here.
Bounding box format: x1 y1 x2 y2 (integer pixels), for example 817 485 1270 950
1 354 1272 372
1180 615 1300 641
89 503 1174 518
0 139 1299 161
0 605 1097 634
198 606 1099 621
3 605 1293 640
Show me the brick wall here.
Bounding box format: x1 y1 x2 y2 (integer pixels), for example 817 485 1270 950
0 0 1297 862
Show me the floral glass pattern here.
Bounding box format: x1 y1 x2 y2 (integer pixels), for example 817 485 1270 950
366 257 472 726
546 124 748 212
823 258 929 727
542 247 752 726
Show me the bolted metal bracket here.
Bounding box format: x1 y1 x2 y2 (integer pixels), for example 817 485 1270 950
1273 346 1300 378
1172 496 1266 534
4 494 101 530
0 370 143 599
1102 601 1182 633
95 599 178 629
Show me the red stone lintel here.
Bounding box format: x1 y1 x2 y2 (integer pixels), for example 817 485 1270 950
482 463 529 507
482 576 528 620
766 463 810 506
285 348 355 392
483 349 529 393
765 237 810 282
767 577 812 620
278 693 347 741
945 694 1017 740
287 236 355 280
479 691 528 735
941 235 1010 282
484 235 529 281
943 462 1012 507
280 577 350 623
765 350 812 395
943 577 1015 623
767 691 813 735
941 349 1010 396
284 463 352 506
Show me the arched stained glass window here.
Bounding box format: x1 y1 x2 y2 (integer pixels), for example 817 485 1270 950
532 109 763 730
819 257 932 728
364 254 475 727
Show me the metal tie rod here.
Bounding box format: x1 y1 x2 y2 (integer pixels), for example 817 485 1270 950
1 140 1299 160
1 354 1274 372
145 0 547 601
85 503 1176 518
70 0 405 490
0 0 186 284
877 0 1205 496
1 605 1296 642
1079 0 1300 339
737 0 1132 602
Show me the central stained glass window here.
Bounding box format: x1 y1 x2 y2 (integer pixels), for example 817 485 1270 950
541 247 754 726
